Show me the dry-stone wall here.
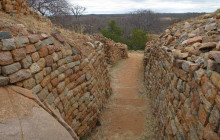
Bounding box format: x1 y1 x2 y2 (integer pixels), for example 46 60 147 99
0 0 29 14
144 11 220 139
0 17 127 139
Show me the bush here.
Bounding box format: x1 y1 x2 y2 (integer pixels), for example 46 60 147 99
101 20 148 50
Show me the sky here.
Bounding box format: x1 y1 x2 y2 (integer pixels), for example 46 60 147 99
69 0 220 14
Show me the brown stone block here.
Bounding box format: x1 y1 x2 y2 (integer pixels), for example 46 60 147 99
12 48 26 61
26 44 36 54
198 104 208 126
38 47 48 57
203 124 220 140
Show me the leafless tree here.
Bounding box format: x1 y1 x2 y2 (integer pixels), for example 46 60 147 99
28 0 70 16
70 5 86 21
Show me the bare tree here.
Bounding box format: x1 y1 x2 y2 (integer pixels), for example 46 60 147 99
70 5 86 21
28 0 70 16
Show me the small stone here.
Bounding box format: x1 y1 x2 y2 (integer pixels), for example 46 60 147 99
51 30 65 43
0 32 11 39
2 38 15 50
26 44 36 54
45 55 53 67
203 124 219 140
37 87 49 101
209 51 220 63
21 55 32 69
28 34 40 43
35 71 44 84
12 48 26 61
201 75 218 104
37 58 46 69
34 41 42 51
31 52 40 62
38 47 48 57
9 69 31 83
209 106 219 130
42 36 55 45
198 104 208 125
32 84 42 94
182 61 193 72
40 75 51 87
30 63 41 74
47 45 55 54
51 78 59 87
23 78 36 89
45 93 55 105
186 36 203 45
0 51 13 65
199 42 216 52
14 36 29 48
57 81 65 93
0 76 9 86
52 52 59 61
210 72 220 89
2 62 21 75
86 72 91 80
205 23 216 31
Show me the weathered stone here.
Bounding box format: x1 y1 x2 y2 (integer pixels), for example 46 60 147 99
30 63 41 74
45 55 54 67
12 48 26 61
42 37 55 45
205 23 216 31
51 30 65 43
37 87 49 101
45 93 55 105
32 84 43 94
38 47 48 57
209 51 220 63
199 42 216 51
209 106 219 130
34 41 42 51
186 36 203 45
57 82 65 93
40 75 51 87
14 36 29 48
21 55 32 69
203 124 219 140
0 76 9 86
31 52 40 62
2 38 15 50
26 45 36 54
198 104 208 125
28 34 40 43
47 45 55 54
9 69 31 83
210 72 220 89
51 78 59 87
216 95 220 110
0 32 11 40
35 71 44 84
0 51 13 65
23 78 36 89
52 52 59 62
37 58 46 69
201 75 218 104
182 61 193 72
2 62 21 74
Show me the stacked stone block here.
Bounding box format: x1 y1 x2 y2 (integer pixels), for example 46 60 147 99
0 28 127 137
144 11 220 139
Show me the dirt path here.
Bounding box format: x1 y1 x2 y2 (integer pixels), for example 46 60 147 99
89 52 155 140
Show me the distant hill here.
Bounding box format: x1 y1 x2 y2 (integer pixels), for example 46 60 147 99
50 12 205 36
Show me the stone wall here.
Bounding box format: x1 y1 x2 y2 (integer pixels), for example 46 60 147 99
144 11 220 139
0 27 127 138
0 0 29 14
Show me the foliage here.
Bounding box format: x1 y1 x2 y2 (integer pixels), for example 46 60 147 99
101 20 123 43
101 20 148 50
129 27 148 50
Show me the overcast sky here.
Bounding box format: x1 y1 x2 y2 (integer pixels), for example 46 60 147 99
69 0 220 14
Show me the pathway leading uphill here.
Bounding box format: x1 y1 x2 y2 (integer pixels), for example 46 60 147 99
89 52 155 140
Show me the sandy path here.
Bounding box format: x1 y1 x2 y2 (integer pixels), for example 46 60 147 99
89 52 155 140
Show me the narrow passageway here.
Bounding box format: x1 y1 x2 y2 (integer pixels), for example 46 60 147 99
89 52 155 140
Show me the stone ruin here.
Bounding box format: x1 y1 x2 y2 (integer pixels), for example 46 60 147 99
0 1 128 139
144 10 220 140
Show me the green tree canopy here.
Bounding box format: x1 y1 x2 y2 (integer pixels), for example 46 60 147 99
130 27 148 50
